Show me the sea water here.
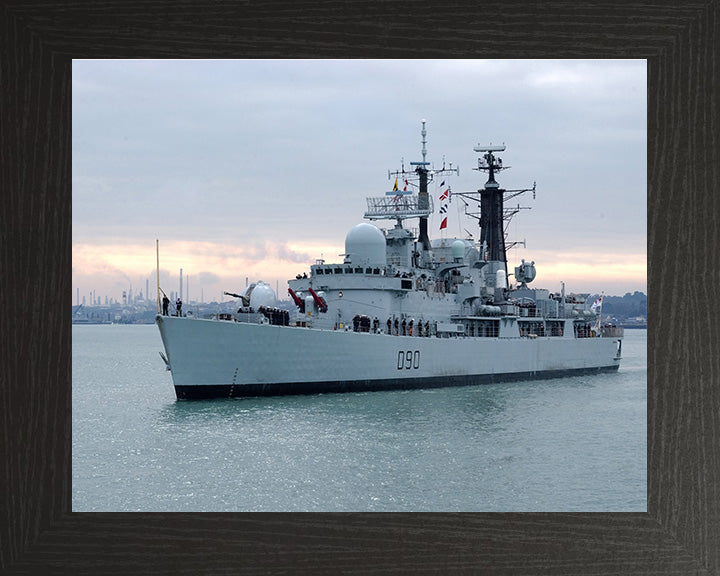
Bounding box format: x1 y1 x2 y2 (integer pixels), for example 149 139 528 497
72 324 646 512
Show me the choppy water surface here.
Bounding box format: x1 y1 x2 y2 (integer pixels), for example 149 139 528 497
72 325 646 511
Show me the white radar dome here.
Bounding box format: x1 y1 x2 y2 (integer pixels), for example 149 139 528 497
249 281 277 309
344 223 386 266
451 240 466 261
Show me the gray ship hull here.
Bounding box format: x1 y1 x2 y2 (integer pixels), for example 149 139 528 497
156 315 621 400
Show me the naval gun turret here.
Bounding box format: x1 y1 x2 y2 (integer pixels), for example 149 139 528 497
224 281 276 310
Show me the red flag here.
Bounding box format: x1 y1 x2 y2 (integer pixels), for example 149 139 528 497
440 217 447 230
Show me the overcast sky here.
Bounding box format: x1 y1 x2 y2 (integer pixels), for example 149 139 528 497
72 59 646 305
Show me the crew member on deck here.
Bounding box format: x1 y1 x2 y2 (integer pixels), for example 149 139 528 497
162 295 170 316
176 298 182 317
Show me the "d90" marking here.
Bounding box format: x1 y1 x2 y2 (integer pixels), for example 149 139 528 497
397 350 420 370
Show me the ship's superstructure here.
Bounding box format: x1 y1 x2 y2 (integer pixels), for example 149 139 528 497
156 123 623 399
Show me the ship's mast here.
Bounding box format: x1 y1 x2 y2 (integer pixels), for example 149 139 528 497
384 120 459 264
414 120 432 253
475 145 507 268
453 145 536 282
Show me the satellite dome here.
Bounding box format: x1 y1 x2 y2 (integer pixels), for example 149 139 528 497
451 240 466 261
345 223 386 266
249 281 277 309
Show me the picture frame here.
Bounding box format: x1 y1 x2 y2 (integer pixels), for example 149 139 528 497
2 1 717 573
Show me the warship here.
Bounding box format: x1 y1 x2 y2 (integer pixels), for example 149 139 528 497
156 123 623 400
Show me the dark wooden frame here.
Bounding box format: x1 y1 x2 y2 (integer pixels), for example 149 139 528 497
2 1 718 574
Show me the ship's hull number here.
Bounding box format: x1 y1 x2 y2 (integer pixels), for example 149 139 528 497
397 350 421 370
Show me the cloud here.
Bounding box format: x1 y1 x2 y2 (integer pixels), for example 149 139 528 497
273 244 312 263
194 271 220 285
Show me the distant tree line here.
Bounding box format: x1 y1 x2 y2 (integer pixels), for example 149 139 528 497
597 291 647 319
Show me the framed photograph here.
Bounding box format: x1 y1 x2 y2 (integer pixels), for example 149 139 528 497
3 1 718 574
